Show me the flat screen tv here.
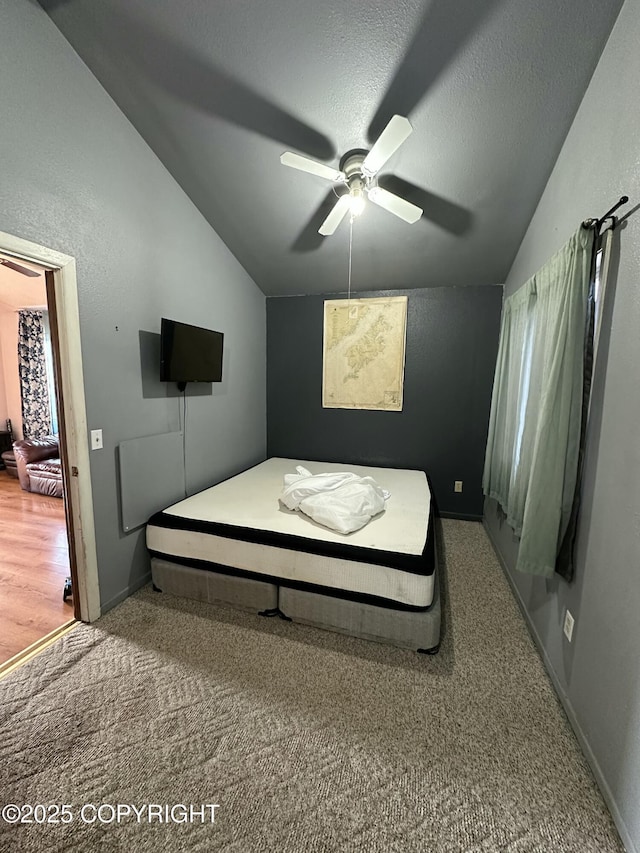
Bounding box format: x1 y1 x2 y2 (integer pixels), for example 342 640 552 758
160 318 224 387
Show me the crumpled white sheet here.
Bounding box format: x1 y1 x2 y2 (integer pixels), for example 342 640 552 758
279 466 390 534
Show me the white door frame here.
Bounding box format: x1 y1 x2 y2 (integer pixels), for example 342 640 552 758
0 230 100 622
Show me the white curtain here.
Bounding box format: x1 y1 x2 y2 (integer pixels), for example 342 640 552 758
483 226 594 577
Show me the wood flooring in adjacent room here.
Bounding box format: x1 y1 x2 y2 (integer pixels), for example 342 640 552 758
0 473 73 665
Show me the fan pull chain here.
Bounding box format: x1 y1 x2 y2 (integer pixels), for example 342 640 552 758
347 215 354 303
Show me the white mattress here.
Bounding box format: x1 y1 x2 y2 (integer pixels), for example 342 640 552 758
146 457 435 608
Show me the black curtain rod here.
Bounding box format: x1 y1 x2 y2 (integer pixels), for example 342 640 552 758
582 195 629 231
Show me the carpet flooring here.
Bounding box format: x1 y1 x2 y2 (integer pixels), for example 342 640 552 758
0 519 624 852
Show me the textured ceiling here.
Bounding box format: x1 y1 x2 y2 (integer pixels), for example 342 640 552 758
39 0 623 297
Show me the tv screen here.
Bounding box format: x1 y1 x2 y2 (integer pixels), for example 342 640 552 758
160 318 224 384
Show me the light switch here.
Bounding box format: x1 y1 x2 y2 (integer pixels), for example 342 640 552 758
91 429 103 450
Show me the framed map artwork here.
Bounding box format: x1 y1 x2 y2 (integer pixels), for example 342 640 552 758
322 296 408 411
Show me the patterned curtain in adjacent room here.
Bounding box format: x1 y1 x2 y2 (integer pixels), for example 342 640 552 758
18 309 53 439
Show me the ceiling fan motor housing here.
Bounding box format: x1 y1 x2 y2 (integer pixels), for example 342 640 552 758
340 149 374 204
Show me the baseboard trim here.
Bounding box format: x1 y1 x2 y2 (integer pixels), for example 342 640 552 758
100 571 152 615
439 511 483 521
483 518 636 853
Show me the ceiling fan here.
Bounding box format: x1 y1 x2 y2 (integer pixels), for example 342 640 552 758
0 258 41 277
280 115 423 236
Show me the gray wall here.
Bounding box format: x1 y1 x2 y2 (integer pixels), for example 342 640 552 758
484 0 640 849
0 0 266 611
267 287 502 517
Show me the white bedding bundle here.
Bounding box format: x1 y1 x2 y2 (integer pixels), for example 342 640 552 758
279 466 390 534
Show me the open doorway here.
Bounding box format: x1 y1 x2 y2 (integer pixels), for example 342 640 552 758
0 231 100 672
0 254 73 664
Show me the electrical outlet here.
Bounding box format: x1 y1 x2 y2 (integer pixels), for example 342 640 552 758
454 480 463 493
563 609 575 642
90 429 103 451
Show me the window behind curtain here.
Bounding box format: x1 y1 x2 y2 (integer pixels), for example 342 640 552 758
483 226 595 577
41 311 59 436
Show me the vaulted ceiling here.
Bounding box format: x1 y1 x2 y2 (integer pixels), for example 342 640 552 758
39 0 623 296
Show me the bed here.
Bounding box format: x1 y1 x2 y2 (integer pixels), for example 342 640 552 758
146 457 440 653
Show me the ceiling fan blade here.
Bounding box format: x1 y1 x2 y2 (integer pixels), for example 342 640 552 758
280 152 345 183
318 195 352 236
0 258 41 277
367 186 422 224
378 174 473 235
362 115 413 177
292 190 342 252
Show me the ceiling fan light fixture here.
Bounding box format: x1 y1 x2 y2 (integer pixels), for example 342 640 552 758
349 195 366 217
348 181 366 217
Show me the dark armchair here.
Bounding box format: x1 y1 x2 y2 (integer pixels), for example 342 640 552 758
13 436 64 498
